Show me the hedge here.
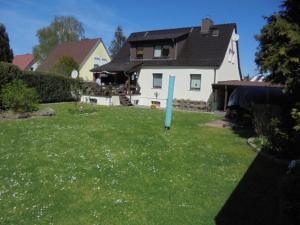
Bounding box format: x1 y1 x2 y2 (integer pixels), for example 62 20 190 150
21 71 81 103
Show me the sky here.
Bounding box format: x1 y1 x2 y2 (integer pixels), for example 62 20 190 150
0 0 281 76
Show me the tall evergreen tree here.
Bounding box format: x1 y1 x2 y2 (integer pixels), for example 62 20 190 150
0 23 13 63
33 16 85 61
109 26 126 59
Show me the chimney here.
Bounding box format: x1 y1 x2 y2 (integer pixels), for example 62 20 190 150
200 18 214 34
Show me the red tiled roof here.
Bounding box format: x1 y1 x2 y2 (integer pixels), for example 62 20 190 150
38 38 101 71
213 80 284 88
13 54 34 70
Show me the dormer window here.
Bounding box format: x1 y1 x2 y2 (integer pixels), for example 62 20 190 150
154 46 162 58
153 45 170 58
162 46 170 57
136 47 144 59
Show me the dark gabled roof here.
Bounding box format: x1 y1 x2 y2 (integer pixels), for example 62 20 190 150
128 27 191 42
38 38 101 72
92 23 237 73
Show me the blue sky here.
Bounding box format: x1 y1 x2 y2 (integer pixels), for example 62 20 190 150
0 0 281 76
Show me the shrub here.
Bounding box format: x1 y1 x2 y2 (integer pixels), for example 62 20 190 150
0 62 22 108
21 71 81 103
1 80 39 112
0 62 22 88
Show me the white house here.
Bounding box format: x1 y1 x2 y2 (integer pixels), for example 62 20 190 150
91 18 242 109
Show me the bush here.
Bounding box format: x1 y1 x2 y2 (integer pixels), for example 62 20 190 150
21 71 81 103
0 62 22 88
0 62 22 108
1 80 39 112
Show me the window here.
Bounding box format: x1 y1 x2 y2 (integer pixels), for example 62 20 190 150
154 46 162 57
101 58 108 64
153 73 162 89
162 46 170 57
190 74 201 90
94 57 108 68
151 101 161 108
228 48 235 64
154 45 170 58
212 29 220 37
94 57 101 68
136 47 144 59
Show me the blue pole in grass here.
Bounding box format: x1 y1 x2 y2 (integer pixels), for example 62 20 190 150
165 76 175 129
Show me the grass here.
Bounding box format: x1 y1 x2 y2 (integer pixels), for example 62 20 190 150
0 103 256 225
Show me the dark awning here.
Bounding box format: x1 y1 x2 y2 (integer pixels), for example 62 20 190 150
91 62 143 73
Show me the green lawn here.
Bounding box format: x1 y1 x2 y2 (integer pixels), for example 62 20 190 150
0 103 256 225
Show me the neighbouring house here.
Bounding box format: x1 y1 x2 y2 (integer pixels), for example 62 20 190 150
13 54 39 71
38 38 110 80
91 18 242 109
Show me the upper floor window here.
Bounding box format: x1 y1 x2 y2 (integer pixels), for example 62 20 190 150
153 45 170 58
94 57 108 68
154 46 162 58
212 29 220 37
162 46 170 57
94 57 101 68
136 47 144 59
190 74 201 91
228 48 235 64
153 73 162 89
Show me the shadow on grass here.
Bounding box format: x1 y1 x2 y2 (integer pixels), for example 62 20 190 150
215 149 287 225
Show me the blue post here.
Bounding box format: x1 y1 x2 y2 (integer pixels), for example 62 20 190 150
165 76 175 129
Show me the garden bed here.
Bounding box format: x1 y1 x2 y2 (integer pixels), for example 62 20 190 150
0 107 55 120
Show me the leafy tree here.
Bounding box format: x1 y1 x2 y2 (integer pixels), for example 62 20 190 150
0 23 13 63
255 0 300 158
50 56 79 77
109 26 126 59
255 0 300 98
33 16 85 61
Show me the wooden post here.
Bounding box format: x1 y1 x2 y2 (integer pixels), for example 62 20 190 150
224 85 228 111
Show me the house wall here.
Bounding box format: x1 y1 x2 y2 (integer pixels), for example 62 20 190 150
216 29 241 82
136 67 215 108
79 41 111 81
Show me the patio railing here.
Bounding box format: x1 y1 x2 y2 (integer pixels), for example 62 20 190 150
81 82 140 97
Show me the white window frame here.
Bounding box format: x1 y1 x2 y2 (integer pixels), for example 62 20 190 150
154 46 162 58
153 73 162 89
190 74 201 91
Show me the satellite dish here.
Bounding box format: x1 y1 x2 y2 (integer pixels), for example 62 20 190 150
232 34 240 41
71 70 79 79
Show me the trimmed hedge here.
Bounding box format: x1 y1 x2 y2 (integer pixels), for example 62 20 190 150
21 71 81 103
